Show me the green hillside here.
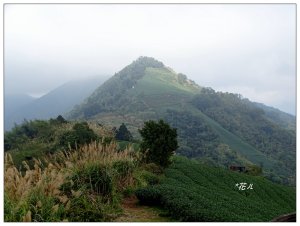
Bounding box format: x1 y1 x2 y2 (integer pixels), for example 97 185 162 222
132 67 200 95
136 156 296 222
67 56 296 185
191 89 295 184
164 108 276 170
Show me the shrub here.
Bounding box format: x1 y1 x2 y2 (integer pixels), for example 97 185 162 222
122 186 135 198
142 163 164 175
66 195 104 222
27 190 65 222
72 164 113 198
135 186 161 206
140 170 160 185
113 160 135 178
72 122 98 145
59 131 78 149
59 122 98 149
49 115 68 125
4 141 136 222
246 164 263 176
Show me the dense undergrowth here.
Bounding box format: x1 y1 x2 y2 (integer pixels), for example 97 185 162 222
136 157 296 222
4 141 160 222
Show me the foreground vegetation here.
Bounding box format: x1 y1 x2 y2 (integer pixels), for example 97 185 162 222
4 118 167 222
136 157 296 222
4 140 165 222
4 117 295 222
5 142 136 221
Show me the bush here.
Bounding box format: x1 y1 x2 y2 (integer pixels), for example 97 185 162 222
27 190 65 222
59 122 98 149
142 163 164 175
135 186 161 206
246 164 263 176
49 115 68 125
122 186 135 198
67 195 104 222
113 160 135 178
59 131 78 149
4 120 54 151
140 170 160 185
71 164 113 198
72 122 98 145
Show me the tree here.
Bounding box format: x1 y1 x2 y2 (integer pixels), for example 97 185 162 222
50 115 68 125
59 122 98 149
56 115 68 123
139 120 178 168
115 123 133 141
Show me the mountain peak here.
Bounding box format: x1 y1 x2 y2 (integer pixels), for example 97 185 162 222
131 56 164 68
68 57 201 119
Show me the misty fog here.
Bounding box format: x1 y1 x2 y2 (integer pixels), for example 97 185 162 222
4 4 296 115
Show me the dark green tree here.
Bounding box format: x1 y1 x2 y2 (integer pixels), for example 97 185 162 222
139 120 178 168
115 123 133 141
59 122 98 149
56 115 67 123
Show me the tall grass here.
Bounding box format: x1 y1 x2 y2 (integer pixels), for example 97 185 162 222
4 141 137 222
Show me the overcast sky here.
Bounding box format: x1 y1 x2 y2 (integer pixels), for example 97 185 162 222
4 4 296 115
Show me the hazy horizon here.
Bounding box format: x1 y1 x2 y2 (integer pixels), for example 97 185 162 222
4 4 296 115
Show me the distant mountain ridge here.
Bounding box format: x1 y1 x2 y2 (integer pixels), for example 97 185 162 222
5 76 108 131
69 57 295 184
5 93 36 115
253 102 295 131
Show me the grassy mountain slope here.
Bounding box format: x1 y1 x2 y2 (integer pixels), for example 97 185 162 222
136 156 295 222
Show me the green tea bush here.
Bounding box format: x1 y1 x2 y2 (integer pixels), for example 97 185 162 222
136 156 296 222
142 163 164 175
140 170 160 185
135 186 161 206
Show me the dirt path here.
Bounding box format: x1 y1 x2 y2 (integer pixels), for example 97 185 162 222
114 196 172 222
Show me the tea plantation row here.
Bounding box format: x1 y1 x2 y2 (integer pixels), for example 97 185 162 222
136 157 295 222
